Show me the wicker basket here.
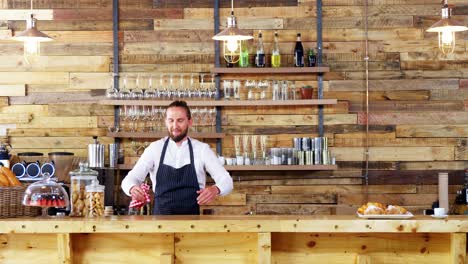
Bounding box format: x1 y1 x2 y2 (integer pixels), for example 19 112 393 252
0 186 41 218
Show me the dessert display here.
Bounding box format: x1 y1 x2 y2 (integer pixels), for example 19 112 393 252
22 172 70 216
357 202 410 217
28 193 66 207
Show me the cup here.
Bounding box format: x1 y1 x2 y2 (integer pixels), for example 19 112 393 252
434 207 446 216
226 158 233 166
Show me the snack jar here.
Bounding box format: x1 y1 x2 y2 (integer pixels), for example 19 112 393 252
85 180 105 217
69 162 98 217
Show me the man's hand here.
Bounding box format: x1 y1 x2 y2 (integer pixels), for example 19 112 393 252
196 185 220 205
130 185 145 201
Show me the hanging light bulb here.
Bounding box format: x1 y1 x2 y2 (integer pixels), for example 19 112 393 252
426 0 467 54
212 0 253 64
11 0 53 62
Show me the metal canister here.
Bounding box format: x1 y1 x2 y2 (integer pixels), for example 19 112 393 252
88 136 105 168
314 149 321 165
302 137 311 151
108 143 119 168
322 137 328 149
293 138 302 150
314 137 322 151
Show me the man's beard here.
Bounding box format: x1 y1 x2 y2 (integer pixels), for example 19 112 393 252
169 127 188 142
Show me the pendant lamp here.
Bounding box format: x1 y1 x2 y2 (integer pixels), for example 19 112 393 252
426 0 468 54
212 0 253 64
11 0 53 61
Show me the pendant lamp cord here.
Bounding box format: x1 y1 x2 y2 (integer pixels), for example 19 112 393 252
30 0 33 13
363 0 370 200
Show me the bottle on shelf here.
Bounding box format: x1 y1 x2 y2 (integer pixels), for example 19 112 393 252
294 33 304 67
271 31 281 68
255 30 265 68
308 48 316 67
239 40 249 68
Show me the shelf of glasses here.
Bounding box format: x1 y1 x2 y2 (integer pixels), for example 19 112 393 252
211 66 330 74
224 165 337 171
117 164 337 171
99 99 337 106
107 131 225 139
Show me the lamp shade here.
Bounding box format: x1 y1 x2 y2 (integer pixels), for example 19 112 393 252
213 15 253 42
11 15 53 43
426 18 468 33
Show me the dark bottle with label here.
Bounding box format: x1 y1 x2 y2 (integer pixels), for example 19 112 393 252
308 48 316 67
294 33 304 67
255 30 265 67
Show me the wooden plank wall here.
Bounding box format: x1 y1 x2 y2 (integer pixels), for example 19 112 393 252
0 0 467 215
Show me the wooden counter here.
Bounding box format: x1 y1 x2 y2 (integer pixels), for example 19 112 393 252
1 215 467 264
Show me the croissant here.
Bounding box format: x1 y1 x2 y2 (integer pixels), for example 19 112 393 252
357 202 385 215
385 205 407 215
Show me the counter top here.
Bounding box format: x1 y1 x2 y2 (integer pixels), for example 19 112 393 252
2 215 468 234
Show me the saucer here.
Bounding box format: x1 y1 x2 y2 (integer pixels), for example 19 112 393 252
431 214 448 219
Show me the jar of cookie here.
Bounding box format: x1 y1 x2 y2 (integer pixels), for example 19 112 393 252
69 162 98 217
85 180 105 217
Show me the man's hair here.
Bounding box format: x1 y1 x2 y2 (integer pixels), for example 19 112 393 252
167 100 191 120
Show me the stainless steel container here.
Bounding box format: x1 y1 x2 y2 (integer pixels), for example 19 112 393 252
108 143 119 168
88 136 104 168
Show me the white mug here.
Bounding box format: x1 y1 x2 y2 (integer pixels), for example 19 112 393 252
434 207 446 216
226 158 233 165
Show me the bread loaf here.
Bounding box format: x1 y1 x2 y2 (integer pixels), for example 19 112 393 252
1 167 21 186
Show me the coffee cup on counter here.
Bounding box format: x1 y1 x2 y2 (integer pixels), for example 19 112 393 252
434 207 446 217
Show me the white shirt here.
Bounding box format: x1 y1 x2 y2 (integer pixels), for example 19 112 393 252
121 137 233 196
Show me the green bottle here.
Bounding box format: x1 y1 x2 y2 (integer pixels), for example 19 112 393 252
239 41 249 68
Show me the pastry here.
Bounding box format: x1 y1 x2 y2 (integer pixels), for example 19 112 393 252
385 205 408 215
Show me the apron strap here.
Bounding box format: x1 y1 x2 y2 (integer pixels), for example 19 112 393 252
160 137 194 165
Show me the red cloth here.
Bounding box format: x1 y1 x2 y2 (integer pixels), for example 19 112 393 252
129 183 151 209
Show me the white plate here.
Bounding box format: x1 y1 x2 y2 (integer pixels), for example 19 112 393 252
357 212 414 219
431 214 448 219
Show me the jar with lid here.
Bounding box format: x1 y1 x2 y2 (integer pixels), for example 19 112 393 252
85 180 105 217
69 162 98 217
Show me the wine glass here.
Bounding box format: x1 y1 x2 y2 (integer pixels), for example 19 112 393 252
106 74 117 99
233 80 241 100
130 74 144 100
245 80 256 100
144 74 155 99
260 135 268 165
257 80 270 100
242 134 250 165
223 80 232 100
119 74 130 99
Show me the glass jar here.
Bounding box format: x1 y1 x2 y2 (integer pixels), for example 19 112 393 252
69 162 98 217
85 180 105 217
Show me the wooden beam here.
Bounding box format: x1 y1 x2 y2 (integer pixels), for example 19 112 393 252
450 233 466 264
257 232 271 264
160 253 174 264
0 85 25 96
57 233 73 264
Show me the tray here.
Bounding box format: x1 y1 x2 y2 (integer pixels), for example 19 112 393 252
357 212 414 219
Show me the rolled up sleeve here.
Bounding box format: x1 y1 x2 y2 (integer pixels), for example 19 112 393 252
202 145 233 196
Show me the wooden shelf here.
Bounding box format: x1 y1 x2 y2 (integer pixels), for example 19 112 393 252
224 165 337 171
107 132 225 139
117 164 337 171
98 99 337 106
211 66 330 74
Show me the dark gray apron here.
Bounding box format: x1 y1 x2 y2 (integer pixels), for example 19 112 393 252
153 138 200 215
